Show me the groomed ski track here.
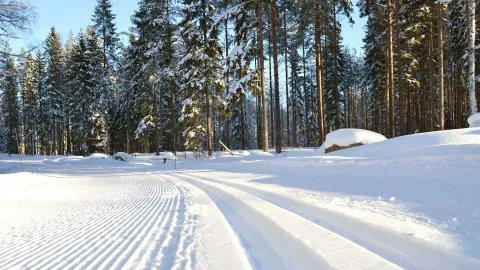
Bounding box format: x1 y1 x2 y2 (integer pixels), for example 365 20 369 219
1 171 479 270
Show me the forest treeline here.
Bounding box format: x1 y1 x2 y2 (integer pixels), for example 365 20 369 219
0 0 478 156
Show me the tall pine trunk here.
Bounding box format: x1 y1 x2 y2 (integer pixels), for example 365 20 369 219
292 62 297 146
468 0 477 114
303 39 310 147
387 0 395 137
167 1 176 154
333 6 341 130
315 3 325 145
272 0 282 153
153 83 159 155
241 98 246 150
395 0 405 135
257 0 269 152
202 0 212 156
283 6 290 147
438 4 445 130
225 18 231 149
269 32 274 147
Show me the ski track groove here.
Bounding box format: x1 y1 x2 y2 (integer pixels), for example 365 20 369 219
171 183 196 270
0 174 195 270
181 171 480 270
153 181 186 270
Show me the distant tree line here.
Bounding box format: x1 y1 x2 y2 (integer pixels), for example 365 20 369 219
0 0 478 156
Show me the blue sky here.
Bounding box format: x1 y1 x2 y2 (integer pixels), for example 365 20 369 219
12 0 366 55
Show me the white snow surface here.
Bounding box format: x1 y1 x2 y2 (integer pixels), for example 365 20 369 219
468 113 480 127
1 128 480 269
323 129 387 150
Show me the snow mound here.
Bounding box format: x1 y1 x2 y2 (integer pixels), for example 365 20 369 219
333 128 480 157
163 152 176 160
232 150 251 156
114 152 130 162
89 153 109 159
468 113 480 128
324 129 387 149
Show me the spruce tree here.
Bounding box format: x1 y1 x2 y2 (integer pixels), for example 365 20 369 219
92 0 120 154
92 0 120 69
33 51 48 155
43 27 65 155
66 28 106 155
179 0 224 156
20 53 37 155
0 55 20 154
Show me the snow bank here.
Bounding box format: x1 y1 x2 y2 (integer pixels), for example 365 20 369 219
334 128 480 157
89 153 109 159
163 152 176 160
324 129 387 149
114 152 130 162
468 113 480 128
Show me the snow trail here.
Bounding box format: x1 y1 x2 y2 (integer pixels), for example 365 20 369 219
180 171 480 269
168 173 402 270
0 175 199 270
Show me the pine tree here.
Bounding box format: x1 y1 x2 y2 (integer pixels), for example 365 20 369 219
92 0 120 154
20 53 37 155
179 0 224 156
92 0 120 69
0 55 20 154
65 27 108 155
43 27 65 155
33 51 48 155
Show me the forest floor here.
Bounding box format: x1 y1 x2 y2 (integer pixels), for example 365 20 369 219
1 128 480 269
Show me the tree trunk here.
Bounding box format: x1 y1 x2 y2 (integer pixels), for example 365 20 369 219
224 18 231 149
144 129 150 153
428 18 435 131
167 1 176 154
387 0 395 137
272 0 282 153
153 83 160 155
202 0 212 156
269 31 274 147
292 61 297 146
395 0 405 135
468 0 478 114
241 100 246 150
126 128 131 154
57 122 62 155
315 3 325 145
66 118 71 155
333 6 341 130
283 5 290 147
257 0 269 152
303 39 310 147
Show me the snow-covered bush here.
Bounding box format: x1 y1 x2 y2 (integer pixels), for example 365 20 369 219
324 129 387 153
468 113 480 128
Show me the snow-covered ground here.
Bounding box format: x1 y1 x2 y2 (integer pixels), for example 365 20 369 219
1 128 480 269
